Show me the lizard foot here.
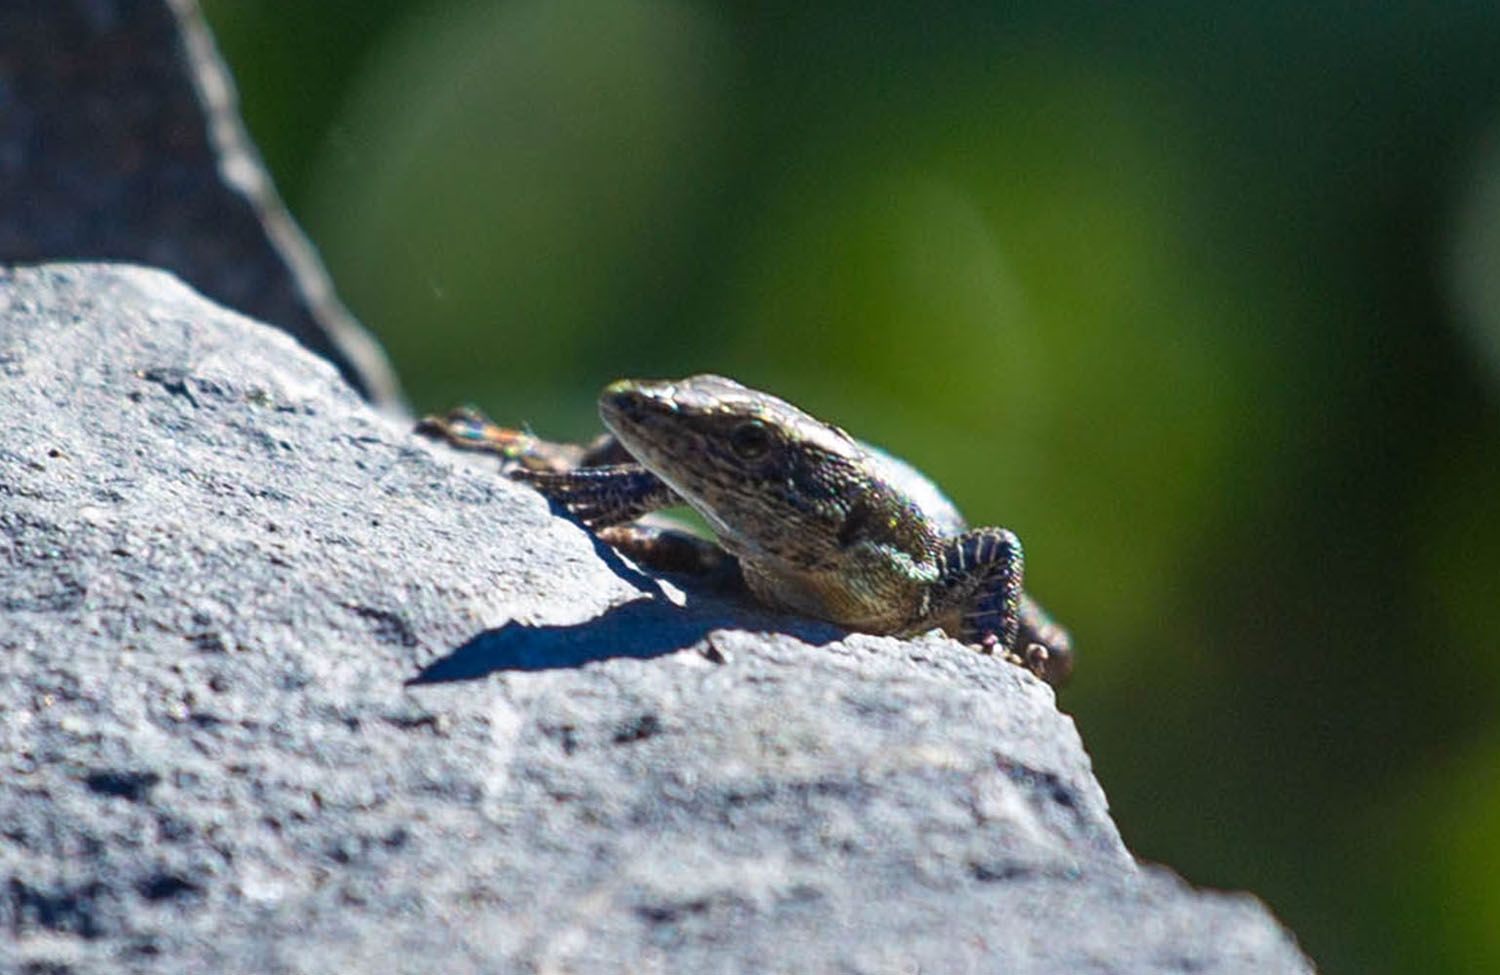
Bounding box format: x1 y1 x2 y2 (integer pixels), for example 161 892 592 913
416 406 590 473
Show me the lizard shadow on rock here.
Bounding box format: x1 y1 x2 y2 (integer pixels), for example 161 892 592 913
408 591 845 683
574 521 665 599
409 516 843 682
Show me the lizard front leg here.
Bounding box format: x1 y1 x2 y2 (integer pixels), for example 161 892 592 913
516 467 742 580
415 405 630 472
417 405 675 527
417 406 735 579
508 465 676 528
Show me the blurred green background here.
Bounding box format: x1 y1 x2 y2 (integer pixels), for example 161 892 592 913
201 1 1500 970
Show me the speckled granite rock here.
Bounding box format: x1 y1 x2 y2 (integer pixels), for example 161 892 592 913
0 264 1312 973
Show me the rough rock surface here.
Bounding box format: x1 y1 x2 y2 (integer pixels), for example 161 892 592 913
0 264 1311 973
0 0 399 404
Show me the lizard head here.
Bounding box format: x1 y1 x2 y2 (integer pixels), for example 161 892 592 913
599 375 931 569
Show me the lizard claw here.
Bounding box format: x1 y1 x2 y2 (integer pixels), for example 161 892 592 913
1026 641 1074 688
1024 643 1051 680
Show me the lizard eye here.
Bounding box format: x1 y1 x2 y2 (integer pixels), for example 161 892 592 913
729 420 772 459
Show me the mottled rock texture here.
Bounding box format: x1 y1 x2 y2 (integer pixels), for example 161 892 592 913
0 264 1311 973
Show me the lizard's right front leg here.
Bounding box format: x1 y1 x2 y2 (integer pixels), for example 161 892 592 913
416 405 632 472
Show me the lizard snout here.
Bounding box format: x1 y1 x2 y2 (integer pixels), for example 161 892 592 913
599 380 656 426
599 379 682 451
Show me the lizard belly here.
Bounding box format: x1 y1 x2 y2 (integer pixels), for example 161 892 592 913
740 558 928 635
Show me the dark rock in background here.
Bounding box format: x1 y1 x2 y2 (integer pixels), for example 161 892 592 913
0 0 400 405
0 264 1310 973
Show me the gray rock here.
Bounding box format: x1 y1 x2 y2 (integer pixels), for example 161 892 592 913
0 0 400 405
0 264 1312 973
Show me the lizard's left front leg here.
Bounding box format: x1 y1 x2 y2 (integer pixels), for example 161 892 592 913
512 465 678 529
518 466 739 581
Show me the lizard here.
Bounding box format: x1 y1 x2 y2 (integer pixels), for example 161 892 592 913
417 375 1073 687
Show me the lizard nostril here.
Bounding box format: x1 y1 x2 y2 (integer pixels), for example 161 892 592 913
600 381 649 422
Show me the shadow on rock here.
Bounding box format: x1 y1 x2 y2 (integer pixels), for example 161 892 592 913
409 593 844 683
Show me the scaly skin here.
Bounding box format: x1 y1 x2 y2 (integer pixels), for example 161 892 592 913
418 375 1073 686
